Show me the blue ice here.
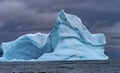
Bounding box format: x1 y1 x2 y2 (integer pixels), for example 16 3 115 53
0 10 109 61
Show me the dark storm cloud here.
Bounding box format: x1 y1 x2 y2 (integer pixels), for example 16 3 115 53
19 0 120 29
0 0 57 32
21 0 120 12
0 0 120 32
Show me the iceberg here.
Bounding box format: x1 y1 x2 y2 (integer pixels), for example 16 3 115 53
0 10 108 61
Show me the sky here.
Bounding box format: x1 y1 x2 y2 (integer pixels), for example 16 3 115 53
0 0 120 59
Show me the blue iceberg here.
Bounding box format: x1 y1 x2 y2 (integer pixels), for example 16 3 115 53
0 10 108 61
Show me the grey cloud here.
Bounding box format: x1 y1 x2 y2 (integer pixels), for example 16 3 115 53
0 0 57 32
99 22 120 33
0 0 120 32
21 0 120 12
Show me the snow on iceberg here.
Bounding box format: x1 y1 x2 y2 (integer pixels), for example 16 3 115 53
0 10 108 61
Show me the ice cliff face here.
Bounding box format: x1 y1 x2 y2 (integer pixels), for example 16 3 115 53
0 10 108 61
